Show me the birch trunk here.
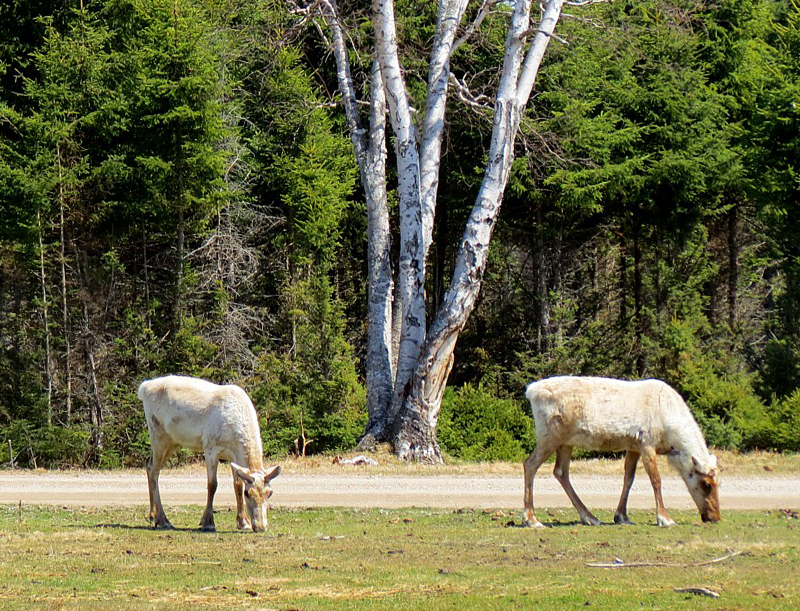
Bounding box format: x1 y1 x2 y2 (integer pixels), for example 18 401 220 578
382 0 473 424
393 0 567 461
419 0 471 258
310 0 568 460
372 0 426 419
318 1 395 443
361 61 395 443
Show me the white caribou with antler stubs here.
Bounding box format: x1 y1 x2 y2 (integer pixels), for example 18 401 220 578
138 375 280 532
522 376 721 527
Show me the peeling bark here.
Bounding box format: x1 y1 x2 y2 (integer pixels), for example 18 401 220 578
362 61 395 443
391 0 567 460
372 0 426 421
312 0 568 460
319 3 395 443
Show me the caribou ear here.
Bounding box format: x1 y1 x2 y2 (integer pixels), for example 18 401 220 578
231 462 255 484
263 465 281 482
691 455 717 475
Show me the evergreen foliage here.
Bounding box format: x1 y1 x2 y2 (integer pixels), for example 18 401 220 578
0 0 799 465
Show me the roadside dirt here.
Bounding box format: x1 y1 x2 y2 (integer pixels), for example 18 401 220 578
0 468 797 512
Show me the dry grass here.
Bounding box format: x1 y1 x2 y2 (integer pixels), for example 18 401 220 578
272 448 800 477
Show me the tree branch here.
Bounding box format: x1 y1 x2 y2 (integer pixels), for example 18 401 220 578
286 0 324 27
452 0 502 54
448 73 493 113
519 27 570 46
515 0 568 105
309 0 369 162
565 0 610 6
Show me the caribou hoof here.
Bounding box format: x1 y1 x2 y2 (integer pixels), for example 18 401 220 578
657 515 676 527
153 521 175 531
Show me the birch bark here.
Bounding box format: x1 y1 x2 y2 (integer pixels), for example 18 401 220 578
319 1 395 442
419 0 471 265
310 0 569 460
362 62 395 441
393 0 568 461
372 0 427 422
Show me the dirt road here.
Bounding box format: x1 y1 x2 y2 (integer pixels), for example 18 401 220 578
0 469 797 512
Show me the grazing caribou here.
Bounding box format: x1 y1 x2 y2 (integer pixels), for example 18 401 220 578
522 376 721 527
138 375 280 532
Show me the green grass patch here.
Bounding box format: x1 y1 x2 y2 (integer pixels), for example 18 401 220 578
0 505 797 610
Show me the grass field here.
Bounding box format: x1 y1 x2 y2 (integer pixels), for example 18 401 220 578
0 504 796 610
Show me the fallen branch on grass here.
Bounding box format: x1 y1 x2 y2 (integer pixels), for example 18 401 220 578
586 550 743 569
674 587 721 598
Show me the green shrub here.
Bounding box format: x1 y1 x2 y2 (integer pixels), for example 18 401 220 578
736 389 800 452
439 384 535 461
769 390 800 452
251 284 367 459
1 421 89 468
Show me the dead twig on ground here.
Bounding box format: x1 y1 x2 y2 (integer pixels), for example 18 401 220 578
586 550 744 569
674 587 721 598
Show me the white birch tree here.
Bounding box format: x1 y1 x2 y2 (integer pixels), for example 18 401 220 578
295 0 572 461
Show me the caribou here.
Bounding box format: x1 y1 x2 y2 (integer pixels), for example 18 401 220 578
138 375 280 532
522 376 721 527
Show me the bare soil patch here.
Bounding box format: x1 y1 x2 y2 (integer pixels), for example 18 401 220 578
0 460 797 512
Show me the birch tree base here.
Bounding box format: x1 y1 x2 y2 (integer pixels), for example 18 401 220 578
392 404 444 464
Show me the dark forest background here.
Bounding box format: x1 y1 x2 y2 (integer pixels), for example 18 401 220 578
1 0 799 467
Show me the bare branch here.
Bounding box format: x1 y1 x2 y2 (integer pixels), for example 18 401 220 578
566 0 610 6
286 0 325 28
519 27 570 45
448 73 493 113
561 12 609 28
673 588 720 599
286 0 323 17
586 551 744 569
452 0 502 54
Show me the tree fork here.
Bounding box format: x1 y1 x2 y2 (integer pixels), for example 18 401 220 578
392 0 568 461
311 0 568 460
392 350 455 462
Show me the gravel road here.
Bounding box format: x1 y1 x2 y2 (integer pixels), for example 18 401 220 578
0 469 797 512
